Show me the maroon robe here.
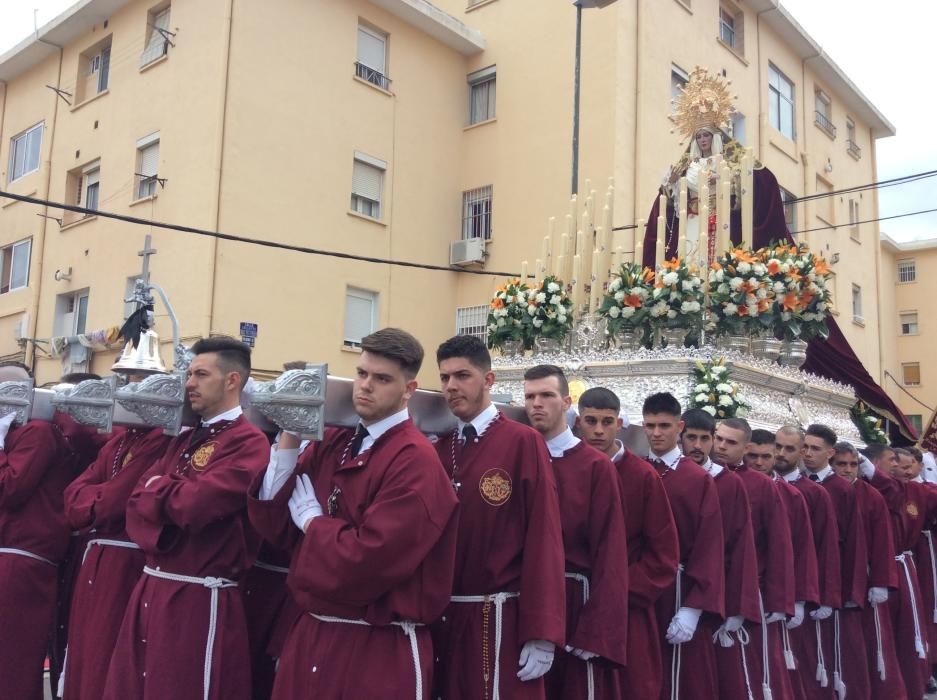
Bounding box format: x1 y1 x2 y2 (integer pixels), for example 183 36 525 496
728 465 796 700
249 419 459 700
103 415 270 700
655 456 725 700
433 414 566 700
853 479 904 700
914 481 937 669
545 441 629 700
611 449 679 700
0 420 70 700
62 427 170 700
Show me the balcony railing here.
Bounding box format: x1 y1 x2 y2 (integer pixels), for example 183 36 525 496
814 110 837 138
847 139 862 159
355 62 391 91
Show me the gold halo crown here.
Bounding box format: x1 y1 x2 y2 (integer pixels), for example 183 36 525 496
672 67 737 140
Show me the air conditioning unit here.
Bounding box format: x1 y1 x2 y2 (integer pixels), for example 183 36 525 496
450 237 486 267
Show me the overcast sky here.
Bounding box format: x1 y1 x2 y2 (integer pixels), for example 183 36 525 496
1 1 933 242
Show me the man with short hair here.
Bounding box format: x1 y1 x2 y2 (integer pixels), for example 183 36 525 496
433 335 565 700
523 365 629 699
577 387 679 700
104 337 271 700
249 329 459 699
643 393 724 700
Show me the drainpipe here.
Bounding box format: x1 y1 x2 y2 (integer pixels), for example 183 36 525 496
870 131 886 384
754 2 779 164
801 50 821 251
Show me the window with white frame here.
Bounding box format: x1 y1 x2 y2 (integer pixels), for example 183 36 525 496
719 7 736 47
730 112 746 145
903 362 921 387
900 311 919 336
54 289 90 337
846 117 861 158
135 133 160 200
719 4 744 53
344 288 377 348
456 305 489 343
815 176 833 223
77 37 111 103
468 66 496 125
897 259 916 283
8 123 43 183
779 187 797 235
848 198 860 239
0 239 31 294
851 283 862 321
814 89 835 137
350 153 385 219
141 5 171 67
462 186 492 240
670 64 688 111
64 160 100 225
768 64 795 140
356 24 390 90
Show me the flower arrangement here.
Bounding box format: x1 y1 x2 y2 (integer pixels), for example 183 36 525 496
649 258 705 330
598 262 655 336
526 275 574 342
487 278 533 350
689 357 750 418
850 401 889 445
762 243 833 341
708 247 774 337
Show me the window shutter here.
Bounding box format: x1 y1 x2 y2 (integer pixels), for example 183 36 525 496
352 160 382 202
140 142 160 177
85 169 100 187
98 46 111 91
344 292 374 344
357 27 385 73
141 9 171 65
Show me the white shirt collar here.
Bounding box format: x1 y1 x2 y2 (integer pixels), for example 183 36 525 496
805 465 833 482
701 457 724 478
780 468 801 483
458 403 498 440
202 405 243 425
360 407 409 442
611 439 625 463
545 427 580 458
649 446 683 470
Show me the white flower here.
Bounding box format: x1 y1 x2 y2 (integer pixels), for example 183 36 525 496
558 314 567 324
614 290 625 302
724 302 739 316
621 306 636 318
532 318 544 328
608 279 621 292
550 294 562 306
753 264 766 276
773 282 786 295
715 383 732 393
737 406 749 418
505 294 514 303
729 277 744 291
653 287 663 299
866 416 877 424
547 282 560 293
756 288 767 299
738 262 752 274
717 283 730 295
702 405 717 416
817 302 828 312
667 309 678 319
710 366 726 375
689 301 701 312
536 292 547 303
680 301 693 314
780 263 790 273
630 286 647 298
781 311 792 321
527 306 537 316
718 395 734 407
608 306 621 318
651 301 668 317
488 323 497 332
746 304 759 317
682 280 695 292
662 271 679 286
695 392 709 403
802 312 815 321
695 383 710 392
497 318 506 327
715 269 725 283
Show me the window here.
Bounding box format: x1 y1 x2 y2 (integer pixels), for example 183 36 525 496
730 112 746 145
779 187 797 235
814 89 835 138
77 37 111 103
909 414 923 435
719 7 736 47
350 153 385 219
468 66 496 125
356 24 390 90
0 239 31 294
140 5 171 67
344 288 377 348
8 123 43 183
55 289 90 337
846 118 861 159
815 176 833 223
900 311 919 336
902 362 921 387
768 64 795 140
671 64 689 110
848 198 860 240
851 283 862 321
456 305 489 343
719 4 744 53
64 160 100 225
462 186 493 240
135 133 160 200
898 259 916 283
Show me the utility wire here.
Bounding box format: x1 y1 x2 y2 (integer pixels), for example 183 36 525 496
883 371 935 413
790 207 937 236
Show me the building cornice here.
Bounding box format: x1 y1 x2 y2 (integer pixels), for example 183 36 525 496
367 0 485 55
880 232 937 253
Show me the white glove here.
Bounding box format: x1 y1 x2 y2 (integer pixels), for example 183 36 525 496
868 587 888 605
786 601 805 630
667 607 702 644
764 611 786 624
517 639 555 681
858 453 875 480
288 474 323 531
809 605 833 621
565 645 598 661
259 436 301 500
724 615 744 632
0 412 16 451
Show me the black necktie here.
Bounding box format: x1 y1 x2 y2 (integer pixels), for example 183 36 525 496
461 424 478 444
189 424 210 447
650 457 667 472
349 424 368 457
809 473 820 482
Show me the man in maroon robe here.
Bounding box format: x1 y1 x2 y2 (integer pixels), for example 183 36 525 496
103 337 271 700
433 335 566 700
577 387 679 700
643 393 725 700
715 419 796 700
829 442 905 700
802 424 869 700
249 328 459 699
0 362 72 700
523 365 629 700
62 424 170 699
773 426 841 700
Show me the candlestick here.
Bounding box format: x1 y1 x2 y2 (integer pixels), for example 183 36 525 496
541 235 551 273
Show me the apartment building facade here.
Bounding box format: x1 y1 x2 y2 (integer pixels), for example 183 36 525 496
0 0 894 386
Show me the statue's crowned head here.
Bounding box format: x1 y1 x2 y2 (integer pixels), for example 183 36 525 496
672 67 737 143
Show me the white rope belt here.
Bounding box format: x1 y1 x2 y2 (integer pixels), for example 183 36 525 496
815 619 828 688
872 603 886 681
253 559 290 575
832 610 845 699
143 566 238 700
757 592 773 700
82 538 141 565
924 531 937 623
566 572 595 700
0 546 55 566
781 623 796 670
671 563 685 700
896 551 927 658
450 592 520 700
309 613 424 700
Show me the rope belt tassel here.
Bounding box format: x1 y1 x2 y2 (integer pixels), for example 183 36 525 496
896 552 927 659
450 591 520 700
566 572 595 700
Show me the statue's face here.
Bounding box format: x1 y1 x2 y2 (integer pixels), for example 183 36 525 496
696 130 713 154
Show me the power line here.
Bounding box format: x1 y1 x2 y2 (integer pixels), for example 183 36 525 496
790 207 937 236
883 371 935 413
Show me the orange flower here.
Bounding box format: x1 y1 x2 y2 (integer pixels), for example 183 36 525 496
766 259 781 275
711 261 723 271
624 294 643 308
661 258 682 271
491 297 504 309
642 268 656 283
787 267 802 283
800 290 815 307
732 249 758 264
782 292 800 311
814 259 830 275
757 298 772 313
738 305 750 316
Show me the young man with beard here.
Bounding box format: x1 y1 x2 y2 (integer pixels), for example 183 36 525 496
829 443 904 700
577 387 679 700
248 328 459 700
715 419 795 700
773 425 841 700
433 335 565 700
680 410 762 700
643 393 724 700
801 424 869 700
523 365 629 700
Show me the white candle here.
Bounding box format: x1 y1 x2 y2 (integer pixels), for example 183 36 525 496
699 174 710 266
678 178 688 259
520 260 528 283
720 176 731 255
742 149 754 247
535 258 543 284
590 249 600 313
572 253 582 311
635 218 645 265
656 194 666 268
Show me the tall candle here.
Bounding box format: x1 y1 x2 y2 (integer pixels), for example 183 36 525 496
571 253 582 311
613 245 624 275
535 258 543 284
520 260 528 283
656 194 666 268
590 249 600 313
556 254 566 285
742 149 754 247
541 236 552 272
720 176 731 256
678 178 688 259
699 173 710 267
576 230 584 258
635 218 645 265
